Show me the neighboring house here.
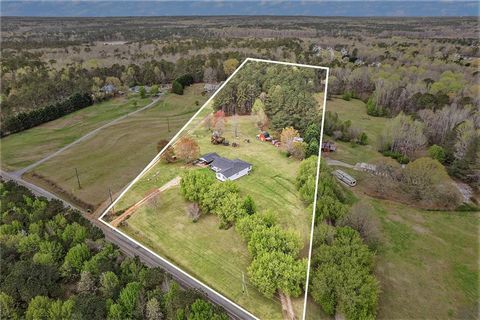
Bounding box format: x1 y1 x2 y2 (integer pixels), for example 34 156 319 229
198 153 252 181
204 81 224 93
101 84 117 94
129 85 151 93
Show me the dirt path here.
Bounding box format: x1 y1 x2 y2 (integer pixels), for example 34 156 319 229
325 158 355 169
279 291 296 320
13 96 163 177
110 176 181 227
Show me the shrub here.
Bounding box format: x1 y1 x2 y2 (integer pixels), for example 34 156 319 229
342 91 352 101
171 80 184 95
358 132 368 145
366 97 386 117
428 144 446 163
381 150 410 164
175 74 194 87
242 195 256 215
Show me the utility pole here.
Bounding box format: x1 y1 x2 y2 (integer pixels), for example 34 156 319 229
75 168 81 189
234 106 238 138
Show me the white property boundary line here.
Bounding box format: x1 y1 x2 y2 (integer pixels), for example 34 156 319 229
98 57 329 320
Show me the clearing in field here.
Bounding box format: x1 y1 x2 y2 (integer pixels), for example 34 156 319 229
101 59 329 319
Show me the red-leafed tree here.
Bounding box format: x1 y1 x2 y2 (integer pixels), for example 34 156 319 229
174 136 200 163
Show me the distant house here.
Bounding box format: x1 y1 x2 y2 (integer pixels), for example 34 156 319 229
199 153 252 181
204 82 223 93
101 84 117 95
129 85 151 93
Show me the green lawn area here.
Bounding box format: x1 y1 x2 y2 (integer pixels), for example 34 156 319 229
24 84 207 211
324 97 389 165
367 194 479 319
109 109 313 318
1 95 152 171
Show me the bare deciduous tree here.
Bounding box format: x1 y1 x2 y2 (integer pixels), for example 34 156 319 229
187 203 201 222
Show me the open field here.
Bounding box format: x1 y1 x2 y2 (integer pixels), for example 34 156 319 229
316 97 479 319
323 97 389 165
362 192 479 319
23 84 206 211
324 97 387 164
106 107 314 318
1 95 152 171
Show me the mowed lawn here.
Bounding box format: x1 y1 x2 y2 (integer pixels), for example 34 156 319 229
324 97 389 165
24 84 206 210
111 112 313 319
1 95 152 171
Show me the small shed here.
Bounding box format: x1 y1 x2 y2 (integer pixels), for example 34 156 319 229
322 141 336 152
257 131 271 142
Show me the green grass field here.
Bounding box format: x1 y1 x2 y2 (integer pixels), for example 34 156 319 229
308 97 480 319
23 84 207 210
367 194 479 319
109 108 314 318
324 97 389 165
1 95 152 171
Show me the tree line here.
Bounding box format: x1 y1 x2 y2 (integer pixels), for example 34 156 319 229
296 157 380 319
0 180 228 320
1 92 93 137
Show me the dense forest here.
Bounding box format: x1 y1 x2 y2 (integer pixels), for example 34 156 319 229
213 62 325 133
0 181 228 320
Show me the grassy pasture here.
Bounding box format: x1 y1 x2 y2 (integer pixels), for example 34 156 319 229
312 97 480 319
24 84 206 210
110 108 314 318
368 194 479 319
1 95 152 171
323 97 389 165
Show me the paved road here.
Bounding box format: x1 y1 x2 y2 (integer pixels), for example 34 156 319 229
14 96 163 177
0 170 257 320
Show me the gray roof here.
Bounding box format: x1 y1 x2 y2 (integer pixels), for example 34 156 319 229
220 159 251 178
199 152 219 163
202 153 252 178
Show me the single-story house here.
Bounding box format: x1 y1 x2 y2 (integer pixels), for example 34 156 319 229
199 153 252 181
204 81 224 93
100 84 117 94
